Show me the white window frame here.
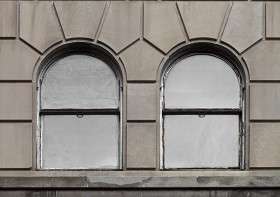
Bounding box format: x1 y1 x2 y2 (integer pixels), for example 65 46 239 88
160 53 245 170
36 52 123 170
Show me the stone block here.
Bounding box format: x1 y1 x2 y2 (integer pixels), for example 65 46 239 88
55 1 106 40
222 2 262 53
127 123 156 169
177 2 228 40
0 1 16 37
99 2 140 53
0 123 32 168
127 84 156 121
266 3 280 38
250 83 280 120
0 83 32 120
250 123 280 168
144 2 185 54
243 41 280 81
20 1 62 53
0 40 39 80
120 41 163 81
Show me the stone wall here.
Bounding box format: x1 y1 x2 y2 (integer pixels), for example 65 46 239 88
0 0 280 189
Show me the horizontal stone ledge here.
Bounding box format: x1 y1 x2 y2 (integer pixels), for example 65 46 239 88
1 176 280 188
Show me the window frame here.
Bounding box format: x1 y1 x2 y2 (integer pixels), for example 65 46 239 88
160 52 245 170
36 47 123 170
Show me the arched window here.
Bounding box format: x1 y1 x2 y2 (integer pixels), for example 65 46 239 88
38 53 121 170
161 54 243 169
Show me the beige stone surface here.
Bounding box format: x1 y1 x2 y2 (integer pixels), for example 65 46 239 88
0 83 32 120
0 40 39 80
243 41 280 81
55 1 106 40
0 1 16 37
127 123 156 169
144 2 185 54
20 1 62 53
99 2 140 53
266 3 280 38
250 123 280 168
120 41 163 81
0 123 32 168
178 2 228 40
250 83 280 120
222 2 262 53
127 84 156 121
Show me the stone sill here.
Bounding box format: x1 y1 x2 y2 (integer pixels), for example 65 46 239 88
1 171 280 188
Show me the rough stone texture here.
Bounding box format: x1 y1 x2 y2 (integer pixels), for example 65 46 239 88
55 1 106 40
221 2 262 53
0 123 32 168
0 83 32 120
144 2 185 53
127 84 156 121
250 83 280 120
243 41 280 81
0 1 16 37
266 3 280 38
20 1 62 53
127 123 156 169
0 40 39 80
99 2 140 53
250 123 280 168
120 41 163 81
178 2 228 40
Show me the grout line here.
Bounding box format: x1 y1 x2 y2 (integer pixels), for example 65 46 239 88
240 38 262 56
141 1 144 40
116 38 139 57
52 1 66 42
94 1 110 44
143 38 166 56
175 2 189 43
17 0 20 39
217 1 233 43
19 38 42 55
263 2 266 40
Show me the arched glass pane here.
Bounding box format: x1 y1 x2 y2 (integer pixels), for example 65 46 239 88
41 55 119 109
164 55 240 109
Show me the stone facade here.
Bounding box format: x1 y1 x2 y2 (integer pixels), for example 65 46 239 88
1 0 280 192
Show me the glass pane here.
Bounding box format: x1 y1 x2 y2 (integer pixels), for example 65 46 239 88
164 55 240 109
41 115 120 169
163 115 239 168
41 55 119 109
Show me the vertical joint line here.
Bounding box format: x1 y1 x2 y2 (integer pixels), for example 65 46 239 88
175 2 189 43
217 1 233 43
140 1 144 40
262 2 266 40
17 0 20 39
52 2 66 42
94 1 110 44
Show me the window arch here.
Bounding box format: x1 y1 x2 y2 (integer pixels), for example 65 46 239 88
161 53 244 169
37 47 122 170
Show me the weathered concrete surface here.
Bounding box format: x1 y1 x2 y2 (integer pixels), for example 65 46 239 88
0 123 32 169
222 2 262 53
178 2 228 40
144 2 185 53
127 84 156 121
55 1 106 40
0 176 280 188
266 2 280 38
0 40 39 80
0 1 16 37
250 83 280 120
243 41 280 81
20 1 62 53
127 123 156 169
99 2 140 53
120 41 163 81
250 123 280 168
0 83 32 120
